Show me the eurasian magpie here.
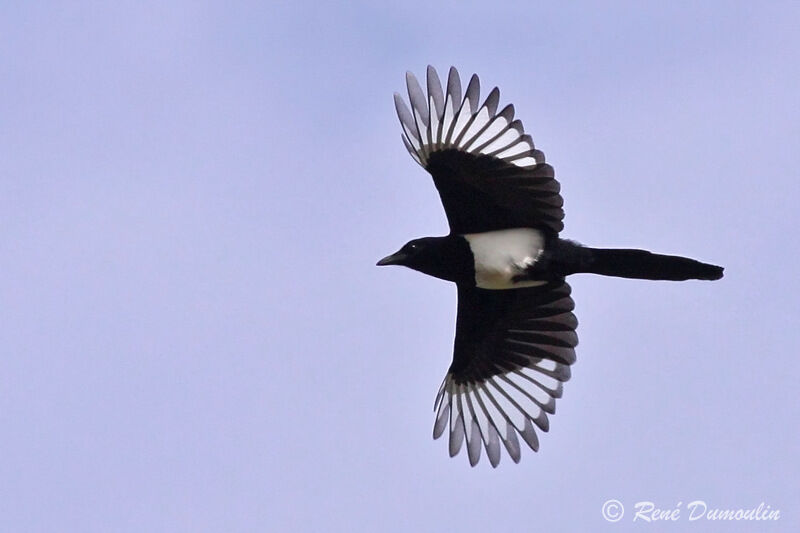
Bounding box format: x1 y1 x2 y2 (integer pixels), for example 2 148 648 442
377 66 723 468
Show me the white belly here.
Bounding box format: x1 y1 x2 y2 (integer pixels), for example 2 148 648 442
463 228 547 289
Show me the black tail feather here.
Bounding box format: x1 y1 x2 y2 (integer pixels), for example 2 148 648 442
559 243 724 281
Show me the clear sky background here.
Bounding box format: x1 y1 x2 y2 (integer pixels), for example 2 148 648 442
2 2 799 532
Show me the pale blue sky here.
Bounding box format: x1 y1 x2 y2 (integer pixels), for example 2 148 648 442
1 2 799 532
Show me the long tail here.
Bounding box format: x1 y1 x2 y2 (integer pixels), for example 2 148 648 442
556 241 724 281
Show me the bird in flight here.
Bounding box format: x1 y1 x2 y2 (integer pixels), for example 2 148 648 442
377 66 723 467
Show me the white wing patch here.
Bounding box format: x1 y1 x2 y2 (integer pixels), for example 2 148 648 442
433 360 569 467
394 66 538 169
464 228 547 289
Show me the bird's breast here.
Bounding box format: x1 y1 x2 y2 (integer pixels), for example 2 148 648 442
463 228 548 289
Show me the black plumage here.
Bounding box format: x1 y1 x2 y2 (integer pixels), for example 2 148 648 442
377 66 723 467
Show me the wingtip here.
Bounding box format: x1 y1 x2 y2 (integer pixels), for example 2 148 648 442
484 86 500 114
405 70 419 88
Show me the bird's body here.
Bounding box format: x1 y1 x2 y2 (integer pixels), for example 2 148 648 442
378 66 723 467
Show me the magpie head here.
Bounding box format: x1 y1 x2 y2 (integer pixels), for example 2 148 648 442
377 236 472 283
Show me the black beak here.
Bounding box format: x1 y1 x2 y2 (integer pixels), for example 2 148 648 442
376 251 407 266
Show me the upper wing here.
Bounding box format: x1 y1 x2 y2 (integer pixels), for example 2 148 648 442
394 66 565 235
433 282 578 467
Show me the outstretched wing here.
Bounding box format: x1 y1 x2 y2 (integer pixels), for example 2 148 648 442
433 282 578 467
394 66 565 235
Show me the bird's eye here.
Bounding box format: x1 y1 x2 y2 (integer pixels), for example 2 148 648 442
407 243 418 251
